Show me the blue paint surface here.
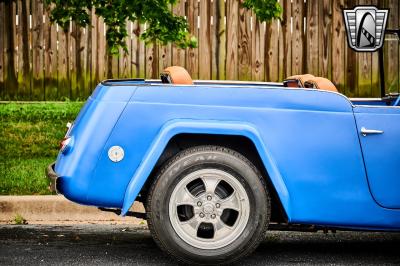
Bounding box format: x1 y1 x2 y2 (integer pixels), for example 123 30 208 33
54 81 400 230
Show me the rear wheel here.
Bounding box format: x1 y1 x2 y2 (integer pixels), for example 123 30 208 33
146 146 270 264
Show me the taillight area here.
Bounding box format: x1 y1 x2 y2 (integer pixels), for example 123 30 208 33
59 122 74 154
59 137 71 153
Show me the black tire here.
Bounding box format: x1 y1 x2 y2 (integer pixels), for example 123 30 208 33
146 145 270 265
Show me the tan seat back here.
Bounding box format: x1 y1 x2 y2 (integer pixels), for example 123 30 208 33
161 66 193 85
284 74 315 88
304 77 338 92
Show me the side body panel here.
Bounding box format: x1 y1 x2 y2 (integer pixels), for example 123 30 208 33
354 106 400 209
86 85 400 229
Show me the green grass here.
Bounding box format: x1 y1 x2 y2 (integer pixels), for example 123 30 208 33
13 213 28 225
0 102 84 195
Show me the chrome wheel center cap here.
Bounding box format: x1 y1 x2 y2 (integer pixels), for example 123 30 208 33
202 203 214 214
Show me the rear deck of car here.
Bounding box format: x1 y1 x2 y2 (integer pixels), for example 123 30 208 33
100 78 399 107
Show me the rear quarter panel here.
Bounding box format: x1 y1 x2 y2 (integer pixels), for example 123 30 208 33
55 84 136 204
87 85 400 229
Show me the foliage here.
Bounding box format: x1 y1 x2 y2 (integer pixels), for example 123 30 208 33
45 0 197 55
0 102 83 195
45 0 281 55
13 214 28 225
242 0 282 22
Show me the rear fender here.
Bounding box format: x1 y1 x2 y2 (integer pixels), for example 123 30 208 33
121 119 290 216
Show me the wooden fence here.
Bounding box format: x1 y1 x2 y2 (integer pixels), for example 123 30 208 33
0 0 399 100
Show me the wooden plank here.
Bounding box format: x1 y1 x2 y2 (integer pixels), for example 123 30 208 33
238 0 251 80
106 37 119 79
11 1 18 99
70 21 78 99
86 9 98 92
291 0 305 75
85 22 92 97
131 21 139 78
186 0 199 79
10 0 19 99
281 0 292 78
277 8 285 81
171 1 185 68
89 9 97 89
251 14 265 81
0 1 4 98
13 0 21 100
105 53 112 78
265 20 279 82
199 0 212 79
57 25 70 99
318 0 332 79
211 0 216 79
226 0 239 80
111 52 119 78
132 22 146 78
368 0 380 97
145 41 158 79
212 0 226 80
306 0 319 76
104 31 116 79
344 0 358 97
2 0 9 99
78 25 88 99
43 5 58 100
3 0 18 99
384 0 399 94
118 21 131 78
138 24 146 78
119 21 133 79
158 4 174 73
356 0 373 97
17 0 31 99
97 18 107 81
331 0 346 93
159 42 172 73
31 0 44 100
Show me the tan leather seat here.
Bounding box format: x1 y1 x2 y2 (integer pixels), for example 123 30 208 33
304 77 338 92
284 74 315 88
161 66 193 85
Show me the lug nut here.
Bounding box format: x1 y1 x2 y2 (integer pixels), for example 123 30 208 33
207 195 212 201
197 201 202 207
199 213 205 218
216 203 220 208
211 214 216 219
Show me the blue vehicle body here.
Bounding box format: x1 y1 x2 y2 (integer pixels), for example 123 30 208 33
53 79 400 231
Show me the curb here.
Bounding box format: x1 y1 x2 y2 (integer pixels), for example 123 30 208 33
0 195 145 225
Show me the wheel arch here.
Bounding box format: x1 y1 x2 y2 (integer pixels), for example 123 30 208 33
121 119 291 218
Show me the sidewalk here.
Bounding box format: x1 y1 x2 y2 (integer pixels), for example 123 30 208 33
0 195 145 225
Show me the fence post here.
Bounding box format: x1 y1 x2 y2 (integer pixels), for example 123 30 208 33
226 0 239 80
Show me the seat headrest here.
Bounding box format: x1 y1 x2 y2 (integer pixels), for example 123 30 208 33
161 66 193 85
284 74 315 88
304 77 338 92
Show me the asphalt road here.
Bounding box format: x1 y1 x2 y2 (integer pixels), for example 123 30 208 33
0 224 399 265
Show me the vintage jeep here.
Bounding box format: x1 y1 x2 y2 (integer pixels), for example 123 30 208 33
47 65 400 264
